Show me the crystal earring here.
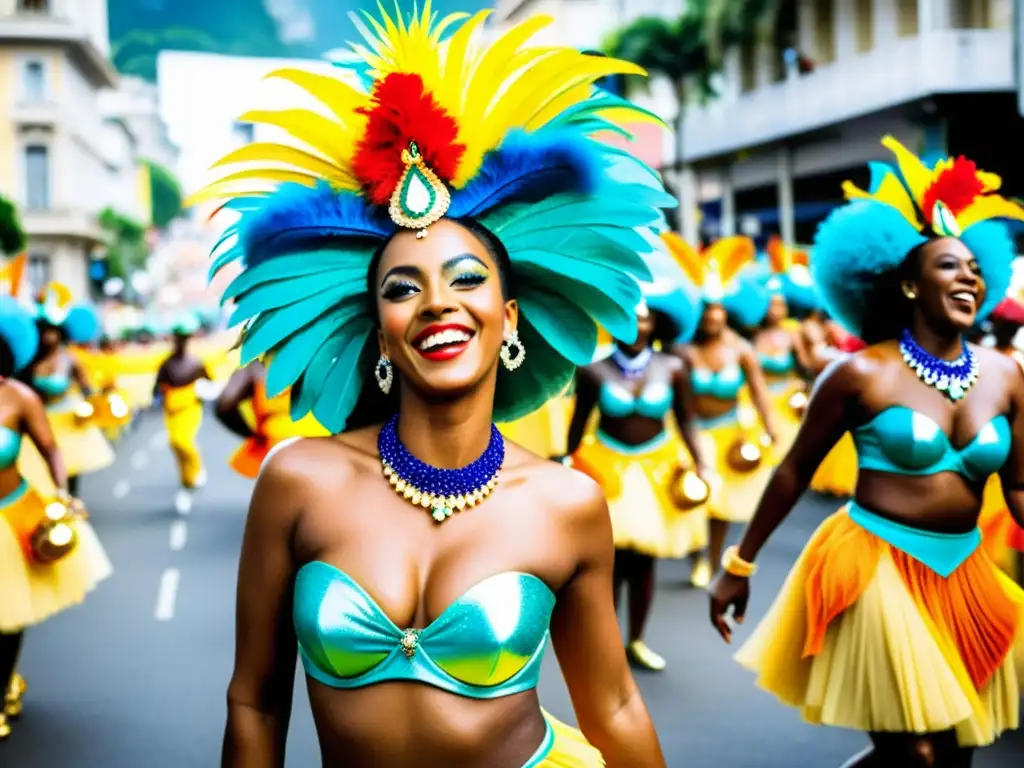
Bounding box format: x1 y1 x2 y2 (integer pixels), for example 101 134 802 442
500 331 525 371
375 354 393 394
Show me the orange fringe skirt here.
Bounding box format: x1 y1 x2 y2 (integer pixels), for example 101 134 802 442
737 505 1024 746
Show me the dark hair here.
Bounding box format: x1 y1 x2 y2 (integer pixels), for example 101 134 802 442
858 241 927 345
364 217 515 319
36 319 67 343
649 308 681 347
992 317 1019 348
0 338 14 379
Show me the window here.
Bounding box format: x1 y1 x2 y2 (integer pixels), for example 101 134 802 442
740 41 757 93
27 253 50 295
897 0 919 37
24 145 50 211
22 61 44 102
814 0 836 64
854 0 874 53
17 0 50 12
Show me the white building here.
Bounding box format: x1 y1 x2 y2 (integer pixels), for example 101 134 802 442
494 0 1022 248
99 75 179 171
0 0 148 300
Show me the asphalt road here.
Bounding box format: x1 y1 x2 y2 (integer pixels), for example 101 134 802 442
3 409 1023 767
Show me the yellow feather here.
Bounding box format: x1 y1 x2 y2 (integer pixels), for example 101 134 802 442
210 143 354 186
440 10 490 114
237 109 360 167
842 176 923 230
263 68 370 128
661 232 705 287
523 59 647 128
705 236 755 285
881 135 931 205
593 106 666 128
185 169 322 208
977 171 1002 193
957 196 1024 232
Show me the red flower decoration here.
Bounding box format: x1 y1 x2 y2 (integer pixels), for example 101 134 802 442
351 73 466 205
992 297 1024 325
921 156 986 221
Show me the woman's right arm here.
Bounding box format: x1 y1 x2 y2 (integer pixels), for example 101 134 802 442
18 382 68 491
709 355 861 642
222 450 304 768
563 368 599 458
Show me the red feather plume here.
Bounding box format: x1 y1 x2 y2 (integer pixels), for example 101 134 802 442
351 73 466 205
993 297 1024 325
921 156 986 220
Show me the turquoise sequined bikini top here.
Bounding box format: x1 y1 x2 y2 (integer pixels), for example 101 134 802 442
689 365 745 400
852 406 1010 481
0 427 21 469
33 374 69 399
598 381 672 420
294 562 556 699
758 349 794 376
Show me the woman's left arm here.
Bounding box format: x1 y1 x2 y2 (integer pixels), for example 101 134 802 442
737 341 778 442
669 356 712 480
550 475 665 768
999 356 1024 527
69 355 94 397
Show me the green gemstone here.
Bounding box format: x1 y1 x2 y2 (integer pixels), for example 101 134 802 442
400 164 435 218
408 141 420 159
431 507 446 522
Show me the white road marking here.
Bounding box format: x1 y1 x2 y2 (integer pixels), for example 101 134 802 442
130 451 148 470
169 520 188 551
112 480 131 499
148 430 168 450
155 568 180 622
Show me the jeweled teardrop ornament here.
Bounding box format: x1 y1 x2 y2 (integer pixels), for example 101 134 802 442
388 141 451 231
931 200 962 238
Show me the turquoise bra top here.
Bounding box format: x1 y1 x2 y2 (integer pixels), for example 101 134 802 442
690 365 745 400
852 406 1010 481
598 381 672 420
759 349 794 376
0 427 21 469
294 562 556 699
33 374 70 399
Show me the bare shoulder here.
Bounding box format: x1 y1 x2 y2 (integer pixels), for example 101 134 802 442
657 350 684 374
508 444 606 526
973 345 1024 390
257 434 367 507
727 329 754 354
7 378 44 408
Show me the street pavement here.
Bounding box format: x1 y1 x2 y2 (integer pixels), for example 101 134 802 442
3 408 1023 767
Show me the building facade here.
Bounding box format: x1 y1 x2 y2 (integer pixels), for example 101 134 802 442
0 0 150 300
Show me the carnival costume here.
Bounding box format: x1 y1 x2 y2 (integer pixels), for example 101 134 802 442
572 243 708 560
189 4 673 764
737 136 1024 747
229 377 330 479
160 314 207 491
18 285 114 495
661 233 775 524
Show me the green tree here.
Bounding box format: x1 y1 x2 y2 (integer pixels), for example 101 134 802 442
147 161 184 230
602 4 718 231
705 0 782 60
0 195 26 256
98 208 148 280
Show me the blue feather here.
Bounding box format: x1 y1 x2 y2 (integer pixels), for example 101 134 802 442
0 296 39 372
448 130 605 219
238 183 391 267
64 305 101 345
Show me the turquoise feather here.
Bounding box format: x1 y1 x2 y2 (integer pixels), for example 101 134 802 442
517 288 598 365
223 249 370 300
293 330 353 418
239 287 355 362
493 318 574 422
312 322 374 431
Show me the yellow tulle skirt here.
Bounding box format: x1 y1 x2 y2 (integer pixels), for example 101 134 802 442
528 710 603 767
0 482 112 632
765 379 805 458
17 408 115 493
498 395 574 458
572 430 706 559
698 411 776 524
117 373 158 410
809 432 858 497
737 506 1023 747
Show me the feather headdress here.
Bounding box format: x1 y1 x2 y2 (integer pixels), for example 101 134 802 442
189 3 674 432
814 136 1024 335
34 282 100 345
761 236 818 313
0 254 37 371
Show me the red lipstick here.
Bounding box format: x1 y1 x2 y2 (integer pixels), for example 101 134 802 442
411 324 475 362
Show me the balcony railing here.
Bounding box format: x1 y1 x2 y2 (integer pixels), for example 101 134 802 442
681 29 1014 162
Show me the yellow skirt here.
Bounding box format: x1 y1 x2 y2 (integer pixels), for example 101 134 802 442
809 433 858 497
979 474 1023 580
117 373 157 410
17 409 116 493
0 482 112 632
698 411 776 524
498 395 574 458
736 506 1023 747
529 710 603 767
572 430 707 559
165 403 204 488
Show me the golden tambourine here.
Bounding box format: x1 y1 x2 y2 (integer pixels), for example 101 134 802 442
30 497 84 564
88 391 131 426
669 468 711 510
73 399 96 426
788 388 809 417
726 437 763 473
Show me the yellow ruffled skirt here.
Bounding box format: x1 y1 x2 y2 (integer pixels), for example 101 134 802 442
737 505 1023 747
0 482 112 632
572 430 706 559
697 410 775 524
979 474 1024 580
165 402 204 488
17 407 116 493
498 395 574 458
809 432 858 497
528 710 603 767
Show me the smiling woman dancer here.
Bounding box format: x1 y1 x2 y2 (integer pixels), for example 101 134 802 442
710 137 1024 767
191 6 671 767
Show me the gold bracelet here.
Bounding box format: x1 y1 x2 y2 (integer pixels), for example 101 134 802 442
722 545 757 578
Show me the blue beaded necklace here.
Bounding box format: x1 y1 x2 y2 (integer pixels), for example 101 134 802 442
898 329 977 401
611 347 653 379
378 414 505 523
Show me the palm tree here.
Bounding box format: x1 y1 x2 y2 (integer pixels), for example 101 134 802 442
602 6 718 231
